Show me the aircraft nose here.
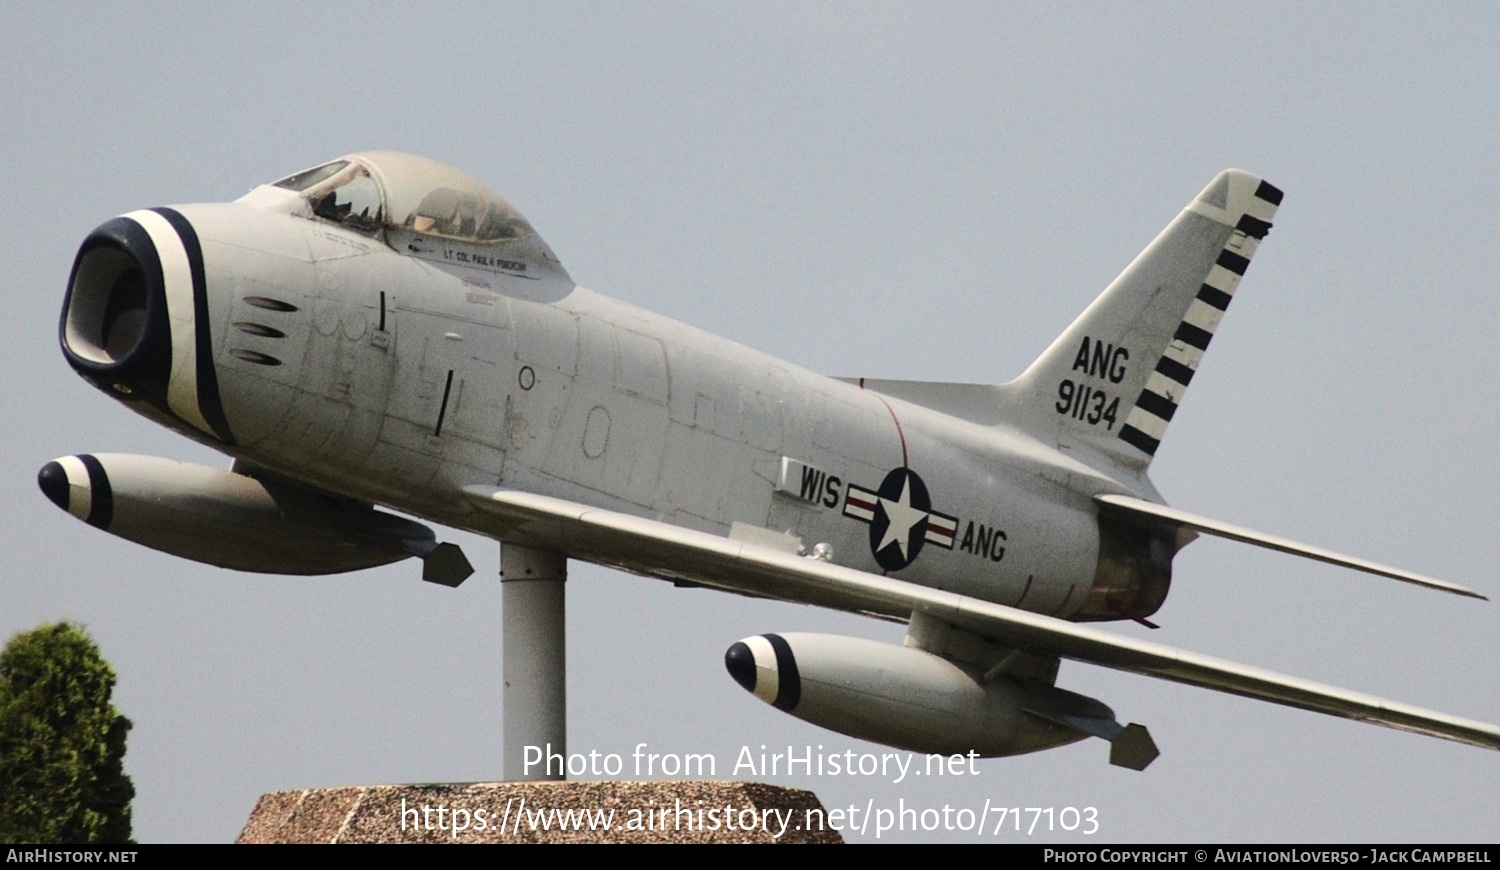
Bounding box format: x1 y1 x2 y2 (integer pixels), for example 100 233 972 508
64 215 163 375
61 209 233 444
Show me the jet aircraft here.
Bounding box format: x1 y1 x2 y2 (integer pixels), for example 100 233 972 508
40 152 1500 772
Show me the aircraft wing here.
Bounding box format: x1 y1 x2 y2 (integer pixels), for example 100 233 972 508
462 486 1500 753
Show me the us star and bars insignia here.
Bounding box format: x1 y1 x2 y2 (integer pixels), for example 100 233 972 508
842 467 957 571
775 458 1006 571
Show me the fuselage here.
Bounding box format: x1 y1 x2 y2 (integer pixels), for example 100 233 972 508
60 158 1169 623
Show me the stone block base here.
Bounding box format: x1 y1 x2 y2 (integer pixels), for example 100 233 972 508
238 781 842 843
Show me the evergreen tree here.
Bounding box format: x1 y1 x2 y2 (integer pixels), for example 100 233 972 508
0 622 133 844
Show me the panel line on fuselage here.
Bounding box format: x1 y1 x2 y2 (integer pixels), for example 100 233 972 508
865 387 909 468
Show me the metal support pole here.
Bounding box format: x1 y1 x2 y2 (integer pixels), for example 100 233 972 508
501 543 566 781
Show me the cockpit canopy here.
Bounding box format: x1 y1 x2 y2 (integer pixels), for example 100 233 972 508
273 151 535 243
269 151 566 280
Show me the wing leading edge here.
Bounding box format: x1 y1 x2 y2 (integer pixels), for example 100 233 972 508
462 486 1500 753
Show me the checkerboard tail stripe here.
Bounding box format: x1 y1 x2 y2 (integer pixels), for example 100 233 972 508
1119 179 1281 457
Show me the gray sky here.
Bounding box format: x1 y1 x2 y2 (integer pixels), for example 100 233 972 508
3 3 1496 843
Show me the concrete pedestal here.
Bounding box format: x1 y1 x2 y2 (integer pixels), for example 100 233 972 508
238 780 843 843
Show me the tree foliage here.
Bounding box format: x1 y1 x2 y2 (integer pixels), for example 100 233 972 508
0 622 133 844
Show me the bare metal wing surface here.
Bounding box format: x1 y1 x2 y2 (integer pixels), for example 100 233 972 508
464 486 1500 753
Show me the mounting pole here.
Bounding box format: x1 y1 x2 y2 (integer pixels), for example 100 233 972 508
501 543 567 781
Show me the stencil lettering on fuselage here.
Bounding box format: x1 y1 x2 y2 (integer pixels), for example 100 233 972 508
777 459 1008 572
1055 334 1127 430
775 456 843 509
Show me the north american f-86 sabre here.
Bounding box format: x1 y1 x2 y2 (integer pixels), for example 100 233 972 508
41 152 1500 773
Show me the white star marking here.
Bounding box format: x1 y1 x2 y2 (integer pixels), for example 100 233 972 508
877 477 930 560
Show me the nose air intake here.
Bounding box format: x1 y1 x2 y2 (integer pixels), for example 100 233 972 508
64 217 165 375
61 209 234 444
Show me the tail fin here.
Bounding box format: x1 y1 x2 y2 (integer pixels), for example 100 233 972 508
1007 169 1281 467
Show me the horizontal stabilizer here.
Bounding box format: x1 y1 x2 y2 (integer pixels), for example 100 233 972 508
1096 495 1485 600
463 486 1500 754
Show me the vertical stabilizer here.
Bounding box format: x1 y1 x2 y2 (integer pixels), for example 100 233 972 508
1007 170 1281 468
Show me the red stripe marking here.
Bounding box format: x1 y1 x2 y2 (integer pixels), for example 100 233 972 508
1051 584 1075 616
927 514 957 531
871 393 908 467
1014 575 1034 607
